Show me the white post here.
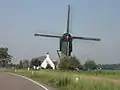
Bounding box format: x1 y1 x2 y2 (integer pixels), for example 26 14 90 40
28 67 30 71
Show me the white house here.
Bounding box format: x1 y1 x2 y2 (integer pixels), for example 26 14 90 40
40 52 55 69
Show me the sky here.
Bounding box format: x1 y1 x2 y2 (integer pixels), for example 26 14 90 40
0 0 120 64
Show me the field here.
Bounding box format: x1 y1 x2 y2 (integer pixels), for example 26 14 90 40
3 69 120 90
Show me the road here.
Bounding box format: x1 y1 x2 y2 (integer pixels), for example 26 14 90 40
0 73 48 90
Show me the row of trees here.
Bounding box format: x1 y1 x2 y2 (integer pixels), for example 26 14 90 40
59 55 96 70
0 47 96 70
1 46 120 70
17 55 96 70
19 60 29 68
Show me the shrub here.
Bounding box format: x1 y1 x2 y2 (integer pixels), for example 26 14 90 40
59 55 81 70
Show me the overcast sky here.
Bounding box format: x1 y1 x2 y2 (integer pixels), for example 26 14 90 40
0 0 120 64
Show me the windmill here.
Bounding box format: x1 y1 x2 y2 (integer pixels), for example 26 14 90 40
34 5 101 57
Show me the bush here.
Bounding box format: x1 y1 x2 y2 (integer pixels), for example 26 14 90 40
59 55 81 70
84 60 96 70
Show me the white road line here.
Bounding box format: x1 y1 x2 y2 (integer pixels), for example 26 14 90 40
8 73 49 90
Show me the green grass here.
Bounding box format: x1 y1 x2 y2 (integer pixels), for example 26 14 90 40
3 69 120 90
76 70 120 79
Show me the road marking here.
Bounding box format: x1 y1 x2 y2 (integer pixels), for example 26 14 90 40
8 73 49 90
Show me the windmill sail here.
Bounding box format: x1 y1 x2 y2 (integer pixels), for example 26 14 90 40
67 5 70 33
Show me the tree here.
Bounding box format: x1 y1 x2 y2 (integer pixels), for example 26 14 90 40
19 60 23 68
0 47 12 68
84 60 96 70
22 59 29 68
30 58 41 68
59 55 81 70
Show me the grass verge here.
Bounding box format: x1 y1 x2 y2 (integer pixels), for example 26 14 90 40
2 69 120 90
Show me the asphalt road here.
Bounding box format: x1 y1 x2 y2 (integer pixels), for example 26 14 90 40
0 73 48 90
